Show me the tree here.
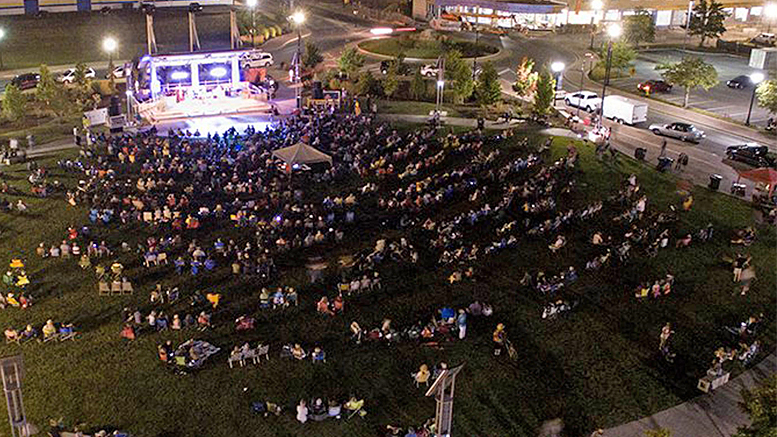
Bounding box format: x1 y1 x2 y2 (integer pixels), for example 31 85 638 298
532 69 555 116
656 57 718 107
383 61 400 99
624 9 656 48
512 57 538 97
303 42 324 70
445 50 474 103
732 375 777 437
36 65 69 117
356 71 380 96
689 0 728 47
475 61 501 106
2 84 28 122
338 47 365 77
597 41 637 76
755 79 777 115
410 70 426 100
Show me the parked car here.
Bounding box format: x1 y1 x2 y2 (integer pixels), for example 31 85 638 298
58 67 96 83
649 122 705 143
637 79 672 93
726 143 775 167
240 51 274 69
750 32 776 47
564 90 601 112
106 65 127 79
420 64 440 77
380 60 411 75
726 75 754 89
10 73 40 90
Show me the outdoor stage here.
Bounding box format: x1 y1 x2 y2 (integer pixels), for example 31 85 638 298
151 112 275 136
138 92 273 123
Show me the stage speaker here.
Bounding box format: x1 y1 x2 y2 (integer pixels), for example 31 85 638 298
312 81 324 100
108 96 121 116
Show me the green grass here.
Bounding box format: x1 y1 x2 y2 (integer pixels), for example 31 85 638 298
0 132 773 437
358 36 497 59
0 114 80 145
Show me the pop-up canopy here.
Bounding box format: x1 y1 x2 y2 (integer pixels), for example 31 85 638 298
737 167 777 198
272 142 333 167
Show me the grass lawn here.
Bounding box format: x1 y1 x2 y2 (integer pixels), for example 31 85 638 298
0 128 773 437
358 36 497 59
0 114 81 145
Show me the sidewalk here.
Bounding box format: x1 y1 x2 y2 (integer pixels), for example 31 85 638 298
604 353 776 437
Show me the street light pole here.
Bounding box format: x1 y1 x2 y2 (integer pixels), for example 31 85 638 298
473 28 479 79
0 29 5 70
745 72 765 126
247 0 257 48
597 23 621 129
577 59 587 119
290 11 305 110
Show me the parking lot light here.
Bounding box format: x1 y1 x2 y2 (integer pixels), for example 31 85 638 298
745 72 765 126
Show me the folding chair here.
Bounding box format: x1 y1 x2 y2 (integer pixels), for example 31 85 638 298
122 280 133 295
255 344 270 362
142 212 153 222
98 281 110 296
228 353 243 368
111 281 122 295
157 253 168 265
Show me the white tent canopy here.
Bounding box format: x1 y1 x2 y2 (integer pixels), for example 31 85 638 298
271 142 333 167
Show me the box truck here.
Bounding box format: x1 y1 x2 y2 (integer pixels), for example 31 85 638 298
602 95 648 125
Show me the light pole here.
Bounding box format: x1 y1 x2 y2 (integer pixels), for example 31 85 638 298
472 27 479 80
0 28 5 70
765 3 777 33
745 72 765 126
103 36 118 79
436 79 445 113
589 0 603 49
551 61 565 91
291 11 305 110
597 23 621 129
247 0 257 47
577 53 594 119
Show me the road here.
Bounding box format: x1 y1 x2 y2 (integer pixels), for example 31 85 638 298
608 48 771 126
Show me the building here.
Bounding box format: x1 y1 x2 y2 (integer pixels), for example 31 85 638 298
413 0 777 35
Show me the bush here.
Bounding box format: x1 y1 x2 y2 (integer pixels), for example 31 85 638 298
273 25 282 36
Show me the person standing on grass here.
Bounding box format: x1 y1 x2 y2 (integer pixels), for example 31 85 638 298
659 322 673 350
457 309 467 340
296 399 308 423
493 323 505 355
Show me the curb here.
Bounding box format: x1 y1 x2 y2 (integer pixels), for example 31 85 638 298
356 38 502 63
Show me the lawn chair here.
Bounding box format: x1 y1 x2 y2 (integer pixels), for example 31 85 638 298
228 353 243 368
144 253 157 267
59 329 78 342
98 281 110 296
43 333 60 343
254 344 270 363
111 281 122 295
121 279 133 295
143 212 153 222
156 252 168 265
175 356 187 367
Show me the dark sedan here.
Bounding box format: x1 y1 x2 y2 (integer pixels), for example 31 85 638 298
10 73 40 91
638 79 672 93
726 143 775 167
726 75 754 89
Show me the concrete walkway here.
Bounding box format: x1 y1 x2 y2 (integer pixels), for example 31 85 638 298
604 353 776 437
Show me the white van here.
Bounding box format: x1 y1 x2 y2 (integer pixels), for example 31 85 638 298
240 51 274 69
602 95 648 125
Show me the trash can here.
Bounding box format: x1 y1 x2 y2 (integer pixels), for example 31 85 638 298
656 156 674 172
634 148 647 161
708 174 722 191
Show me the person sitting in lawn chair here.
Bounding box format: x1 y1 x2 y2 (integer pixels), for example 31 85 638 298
235 315 255 331
19 325 37 343
344 396 367 418
311 347 326 363
42 319 57 341
291 343 307 360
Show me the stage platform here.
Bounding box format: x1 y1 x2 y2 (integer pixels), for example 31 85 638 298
139 94 273 123
151 112 275 137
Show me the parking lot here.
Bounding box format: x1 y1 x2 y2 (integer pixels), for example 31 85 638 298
609 48 772 127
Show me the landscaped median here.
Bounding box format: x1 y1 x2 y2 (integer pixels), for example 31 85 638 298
358 32 499 60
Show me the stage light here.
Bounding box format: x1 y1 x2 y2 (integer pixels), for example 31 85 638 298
210 67 228 78
171 71 190 80
370 27 393 35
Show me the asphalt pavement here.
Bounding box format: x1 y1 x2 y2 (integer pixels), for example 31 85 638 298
609 48 771 126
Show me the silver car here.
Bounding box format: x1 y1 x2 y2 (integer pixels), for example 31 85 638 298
649 122 705 143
